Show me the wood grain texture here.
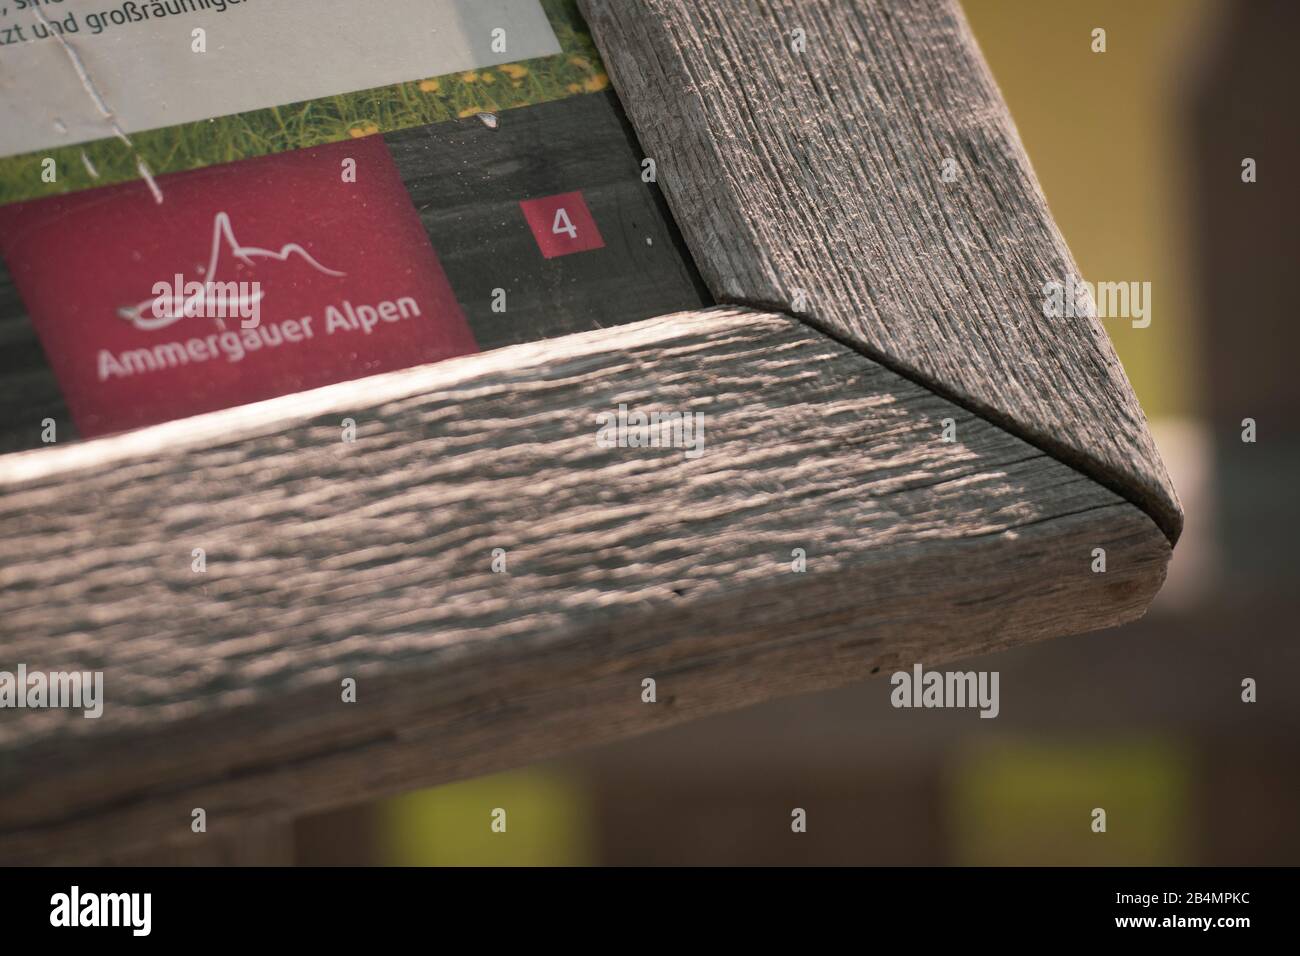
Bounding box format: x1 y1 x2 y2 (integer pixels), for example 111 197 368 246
0 307 1168 863
581 0 1182 543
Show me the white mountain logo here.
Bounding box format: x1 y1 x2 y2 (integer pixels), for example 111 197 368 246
118 211 345 331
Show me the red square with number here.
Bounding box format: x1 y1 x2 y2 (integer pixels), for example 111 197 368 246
519 190 605 259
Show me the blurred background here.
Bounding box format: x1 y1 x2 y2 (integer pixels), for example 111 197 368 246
294 0 1300 865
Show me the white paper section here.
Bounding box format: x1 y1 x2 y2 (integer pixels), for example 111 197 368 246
0 0 561 158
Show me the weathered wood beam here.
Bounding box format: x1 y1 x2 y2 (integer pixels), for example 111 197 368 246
0 308 1167 863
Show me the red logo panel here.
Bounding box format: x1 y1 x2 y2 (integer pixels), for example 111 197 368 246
0 136 478 438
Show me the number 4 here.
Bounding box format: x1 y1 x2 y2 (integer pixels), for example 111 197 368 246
552 208 578 240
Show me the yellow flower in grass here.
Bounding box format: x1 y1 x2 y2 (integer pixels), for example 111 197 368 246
569 55 592 70
499 63 529 80
460 70 480 83
566 82 583 94
583 73 609 93
349 122 380 138
419 79 440 93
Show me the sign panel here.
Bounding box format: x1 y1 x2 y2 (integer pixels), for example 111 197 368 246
0 0 710 449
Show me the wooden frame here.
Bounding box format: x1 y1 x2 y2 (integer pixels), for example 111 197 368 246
0 0 1179 864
